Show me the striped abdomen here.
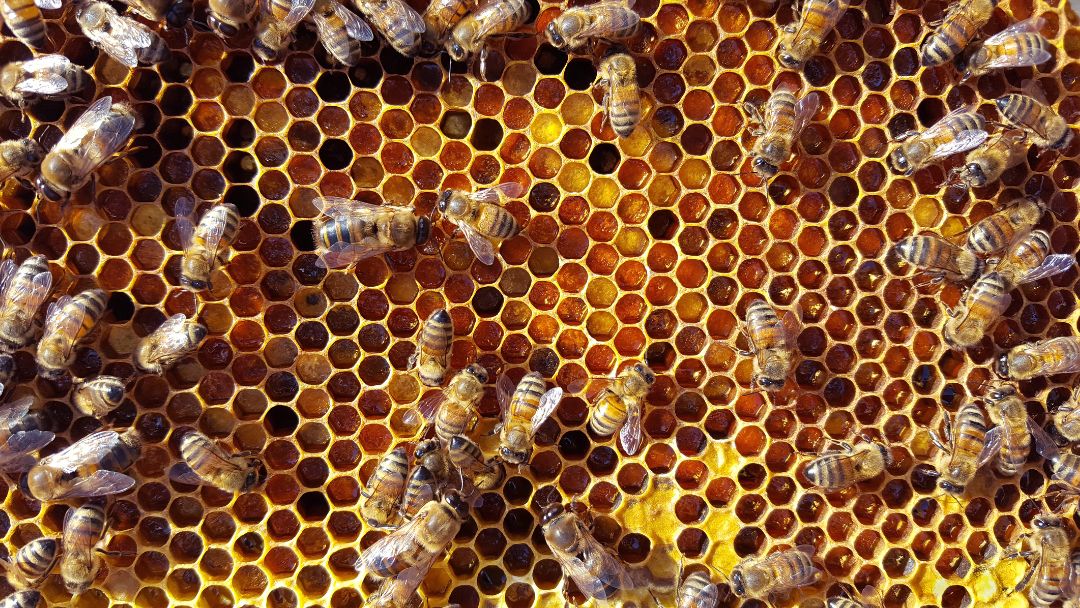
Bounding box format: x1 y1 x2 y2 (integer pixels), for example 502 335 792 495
893 235 982 280
0 0 48 50
761 550 817 592
508 372 546 423
925 111 985 151
0 591 42 608
997 94 1072 150
995 405 1030 477
920 0 995 65
72 430 141 480
63 503 106 550
38 289 108 376
677 570 718 608
998 230 1050 286
795 0 844 47
9 538 59 588
746 299 785 352
588 389 628 436
1030 530 1069 607
1049 451 1080 487
423 0 473 42
398 465 435 521
472 203 520 239
973 33 1051 74
195 204 240 258
945 272 1008 347
951 403 989 466
471 0 528 39
415 308 452 386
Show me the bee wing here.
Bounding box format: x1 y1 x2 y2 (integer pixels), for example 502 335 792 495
792 91 820 139
530 387 563 431
469 182 524 204
0 260 17 302
618 403 643 455
979 39 1052 70
10 269 53 315
983 16 1046 45
977 427 1003 468
321 241 393 268
457 222 497 265
57 97 138 173
559 545 635 600
389 0 425 36
42 430 121 474
333 1 374 40
313 196 392 217
168 463 206 486
757 545 820 586
62 469 137 498
0 430 56 471
173 196 197 250
407 389 446 424
0 396 34 428
84 13 156 67
33 0 61 8
927 129 989 161
14 56 72 95
354 516 427 574
285 0 317 27
573 1 639 40
196 207 230 260
1016 254 1075 284
780 303 803 349
43 295 87 341
496 373 515 421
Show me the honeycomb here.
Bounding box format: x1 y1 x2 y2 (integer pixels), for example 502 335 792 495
1 0 1080 605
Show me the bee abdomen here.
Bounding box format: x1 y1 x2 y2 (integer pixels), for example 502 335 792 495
588 392 627 437
509 374 545 417
0 0 47 50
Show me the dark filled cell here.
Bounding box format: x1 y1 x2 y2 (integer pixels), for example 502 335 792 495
588 143 620 174
534 44 568 74
224 119 256 148
315 72 351 103
223 52 256 83
564 58 597 91
318 139 353 170
471 118 504 151
107 291 135 322
225 185 260 216
223 151 258 183
291 221 316 251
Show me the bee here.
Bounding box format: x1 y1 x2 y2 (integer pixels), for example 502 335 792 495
983 384 1033 477
595 53 642 139
175 201 241 291
544 0 639 51
0 537 59 589
117 0 191 26
743 299 799 392
676 566 719 608
354 492 469 578
888 105 988 176
410 364 487 443
950 130 1029 188
589 362 654 455
943 271 1010 349
168 430 267 493
399 465 436 521
414 438 451 485
72 376 126 418
352 0 425 56
495 371 563 465
744 86 820 179
75 1 171 67
0 591 41 608
997 336 1080 380
920 0 996 66
997 93 1074 151
927 403 1001 495
540 502 636 603
1030 419 1080 489
59 502 109 594
0 0 51 51
36 288 108 379
313 196 431 269
803 438 891 491
965 196 1044 255
133 313 207 374
0 256 53 352
409 308 452 388
0 138 43 186
437 183 523 266
23 429 141 502
893 235 984 285
360 446 408 528
0 395 56 473
0 54 91 107
961 18 1053 80
1053 386 1080 443
826 587 881 608
205 0 257 36
447 435 505 491
446 0 530 72
253 0 316 62
777 0 851 68
420 0 478 55
36 96 140 202
311 0 373 66
995 229 1074 288
1011 514 1072 607
729 545 820 600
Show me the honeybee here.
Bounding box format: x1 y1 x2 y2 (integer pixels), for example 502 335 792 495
175 201 241 291
59 502 109 594
729 545 820 600
133 313 207 374
950 130 1029 188
24 429 141 502
312 0 373 66
1011 514 1073 607
588 362 653 455
354 492 469 578
927 403 1001 495
205 0 257 36
1054 386 1080 443
0 394 56 473
75 1 171 67
920 0 995 66
360 446 408 528
409 308 452 388
0 54 91 107
447 435 504 490
803 438 891 491
0 537 59 589
399 464 436 521
0 0 51 51
961 18 1053 80
117 0 191 26
420 0 478 54
410 364 487 443
595 53 642 138
0 138 43 185
997 93 1074 151
826 587 881 608
313 197 431 269
540 502 636 603
446 0 530 71
743 299 799 392
996 229 1074 288
943 271 1010 348
495 371 562 465
893 235 984 285
997 336 1080 380
544 0 638 51
1031 419 1080 489
0 256 53 352
777 0 851 68
36 288 108 379
253 0 316 62
0 591 41 608
352 0 425 56
72 376 126 418
888 105 988 175
745 86 820 179
414 438 451 485
965 196 1044 255
676 566 719 608
984 384 1033 477
36 96 140 202
437 183 523 266
168 430 267 493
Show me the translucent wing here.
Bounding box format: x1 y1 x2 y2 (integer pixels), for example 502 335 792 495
921 104 977 140
1017 254 1075 284
530 387 563 430
196 207 230 261
34 0 61 8
496 373 515 420
42 296 89 346
469 182 524 203
458 222 496 265
19 55 72 73
321 240 393 268
982 16 1046 45
757 546 820 587
339 3 375 41
792 91 820 138
0 260 17 301
980 41 1052 71
780 304 803 349
168 463 205 486
41 430 121 474
62 470 137 498
313 196 393 217
14 57 70 95
54 96 137 177
354 515 429 574
285 0 316 27
408 389 446 424
573 1 639 40
557 541 634 600
173 196 197 250
928 130 989 160
0 397 34 428
977 427 1003 468
0 430 56 467
388 0 425 37
619 403 643 455
81 10 155 67
10 270 53 315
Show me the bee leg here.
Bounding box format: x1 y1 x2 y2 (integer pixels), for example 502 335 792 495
742 101 764 128
1014 555 1040 593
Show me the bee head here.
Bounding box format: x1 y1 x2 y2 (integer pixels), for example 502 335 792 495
499 446 528 464
180 274 208 291
447 41 468 62
1034 514 1063 529
755 375 785 391
166 0 191 27
964 162 986 186
939 478 965 495
540 502 565 526
994 353 1010 378
415 439 438 459
415 216 431 246
887 149 911 176
207 14 239 37
35 175 66 202
252 37 281 63
249 462 268 489
464 363 488 384
632 363 655 385
729 570 747 597
437 190 454 213
776 39 802 69
544 21 566 49
751 156 778 178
